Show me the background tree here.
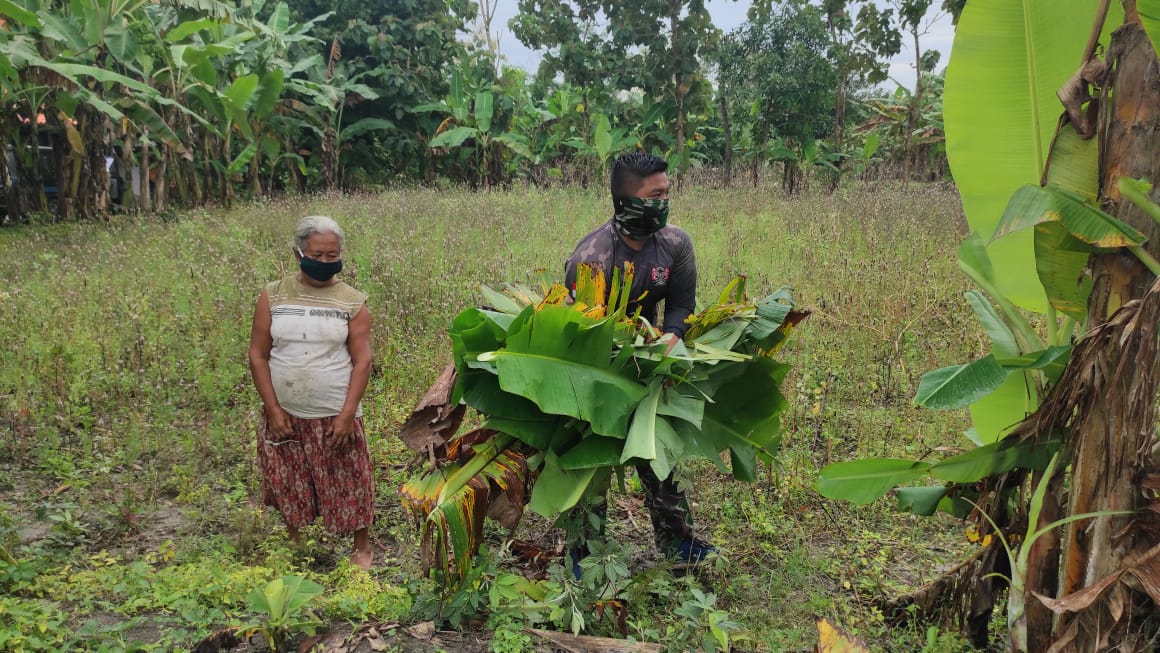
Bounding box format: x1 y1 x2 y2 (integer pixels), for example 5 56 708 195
718 0 838 193
283 0 476 184
820 0 900 150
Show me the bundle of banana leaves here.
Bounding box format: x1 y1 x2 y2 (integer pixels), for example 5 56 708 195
400 265 807 581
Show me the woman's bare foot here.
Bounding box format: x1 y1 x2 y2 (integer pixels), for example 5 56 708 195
350 548 373 571
351 527 373 570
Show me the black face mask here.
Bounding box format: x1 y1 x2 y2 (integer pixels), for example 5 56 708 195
298 247 343 282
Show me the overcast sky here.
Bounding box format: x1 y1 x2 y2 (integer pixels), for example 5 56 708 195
486 0 956 92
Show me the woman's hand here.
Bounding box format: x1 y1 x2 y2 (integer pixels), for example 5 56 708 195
264 404 294 440
327 412 356 449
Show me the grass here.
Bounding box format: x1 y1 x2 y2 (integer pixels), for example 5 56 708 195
0 183 992 651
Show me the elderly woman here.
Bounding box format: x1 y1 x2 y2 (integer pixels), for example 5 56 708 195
248 215 375 570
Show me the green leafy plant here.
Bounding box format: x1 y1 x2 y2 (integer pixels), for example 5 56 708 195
402 268 806 584
670 587 740 653
239 575 324 652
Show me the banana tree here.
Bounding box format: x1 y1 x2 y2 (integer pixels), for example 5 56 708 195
563 112 637 180
414 65 536 189
817 0 1160 648
0 0 185 219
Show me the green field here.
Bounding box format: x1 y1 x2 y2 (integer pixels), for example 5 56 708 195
0 185 990 651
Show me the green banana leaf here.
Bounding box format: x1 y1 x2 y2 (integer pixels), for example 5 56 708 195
1043 123 1099 200
530 450 597 516
913 355 1009 410
994 183 1144 320
818 438 1060 507
964 290 1019 359
484 305 647 438
929 438 1059 483
1034 222 1096 321
969 371 1037 445
1140 0 1160 55
621 380 664 464
945 0 1123 311
558 435 623 470
816 459 932 505
896 486 948 516
676 357 790 481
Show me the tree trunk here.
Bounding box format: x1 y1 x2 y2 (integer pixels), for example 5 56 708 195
0 131 12 223
139 130 151 213
155 146 168 212
75 104 111 220
119 130 138 213
904 25 922 186
829 15 846 152
321 125 337 192
670 0 686 183
751 120 768 188
1054 11 1160 651
720 92 732 188
54 124 76 222
250 125 263 197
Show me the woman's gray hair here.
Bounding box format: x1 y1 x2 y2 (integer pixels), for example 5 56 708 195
293 215 345 251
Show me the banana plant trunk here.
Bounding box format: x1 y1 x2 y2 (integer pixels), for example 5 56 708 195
720 91 732 187
75 104 111 220
140 130 151 213
321 125 337 192
1042 8 1160 651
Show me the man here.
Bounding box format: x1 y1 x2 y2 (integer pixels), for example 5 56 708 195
563 151 716 567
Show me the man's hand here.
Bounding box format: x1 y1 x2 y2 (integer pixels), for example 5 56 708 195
264 404 294 440
327 412 356 449
661 332 682 356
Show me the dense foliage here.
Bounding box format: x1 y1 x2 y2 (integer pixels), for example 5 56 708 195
0 0 950 223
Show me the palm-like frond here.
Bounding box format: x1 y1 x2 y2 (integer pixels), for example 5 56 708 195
400 429 528 583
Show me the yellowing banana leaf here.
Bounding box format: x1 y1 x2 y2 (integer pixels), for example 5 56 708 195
993 184 1145 247
400 430 526 582
816 617 871 652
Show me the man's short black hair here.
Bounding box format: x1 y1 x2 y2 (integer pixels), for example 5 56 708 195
610 151 668 198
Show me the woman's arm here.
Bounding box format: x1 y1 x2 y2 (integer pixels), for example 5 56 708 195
248 290 293 438
328 304 372 448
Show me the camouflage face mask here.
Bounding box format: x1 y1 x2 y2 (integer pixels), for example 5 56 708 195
612 196 669 239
